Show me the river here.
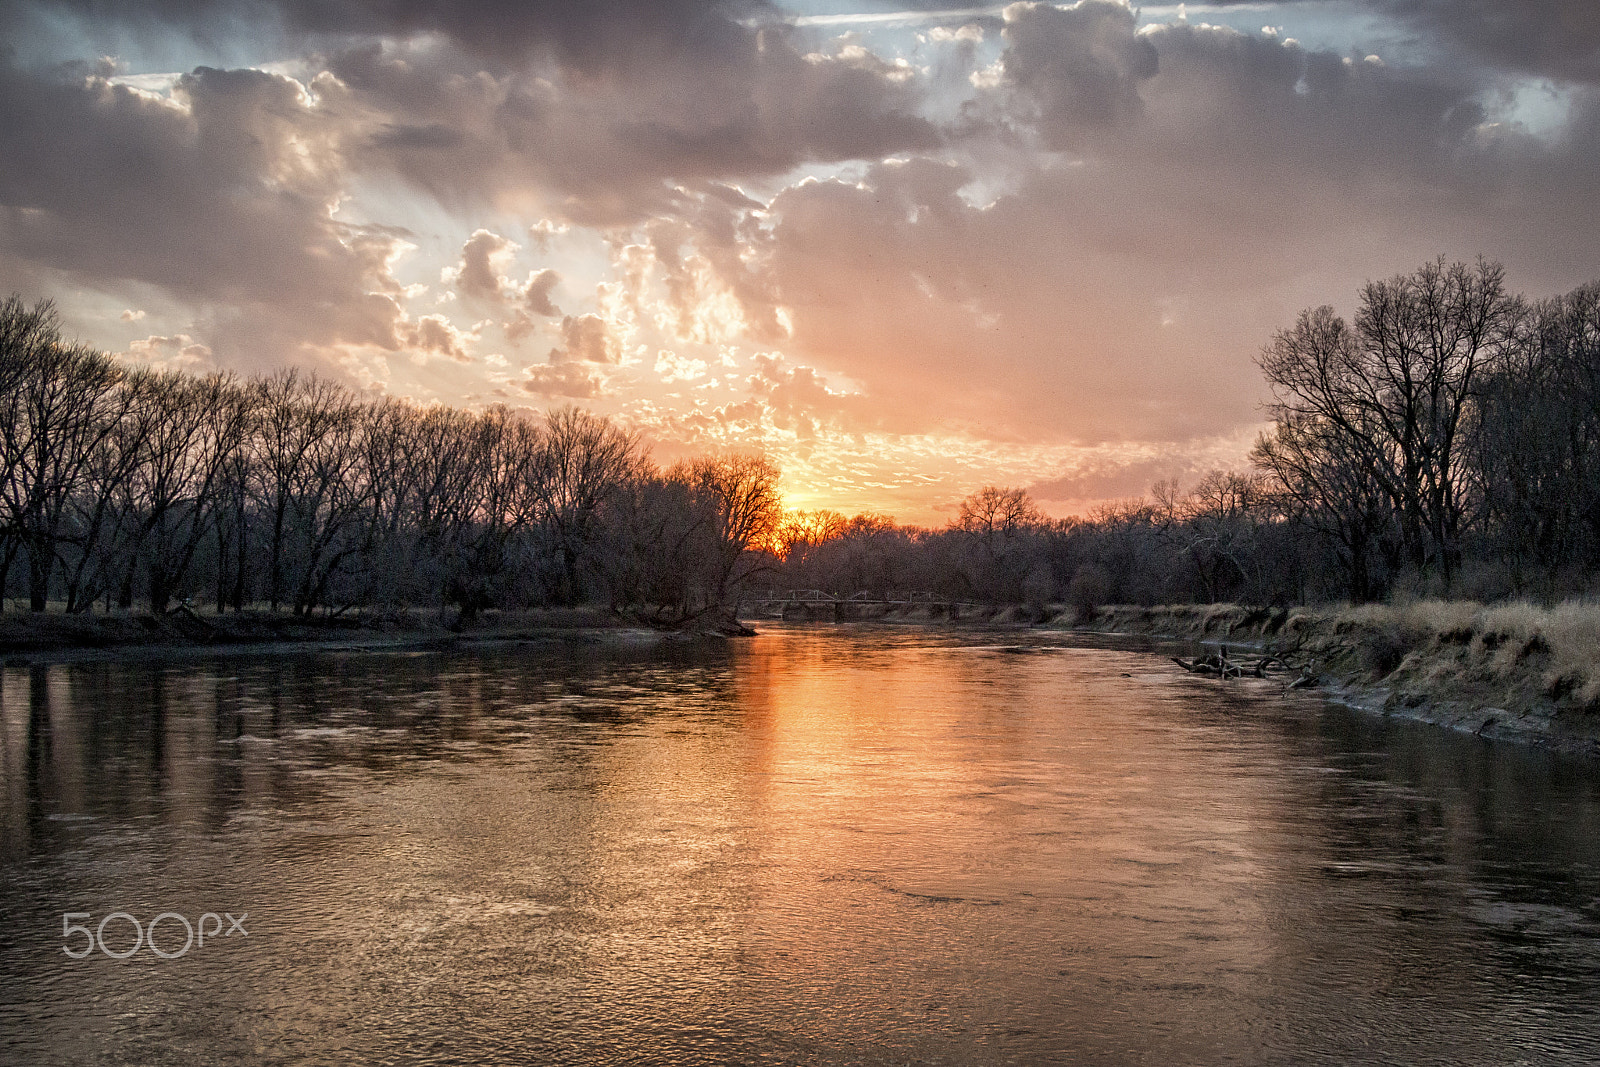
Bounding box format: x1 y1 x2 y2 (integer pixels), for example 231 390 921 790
3 624 1600 1064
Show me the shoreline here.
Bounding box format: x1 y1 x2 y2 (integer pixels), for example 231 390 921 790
0 607 712 665
7 600 1598 760
1048 603 1600 760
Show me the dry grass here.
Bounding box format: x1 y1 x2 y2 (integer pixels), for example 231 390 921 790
1319 598 1600 710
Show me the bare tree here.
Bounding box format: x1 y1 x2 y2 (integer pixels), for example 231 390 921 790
955 486 1044 538
0 306 131 611
446 407 538 622
249 370 367 615
1473 283 1600 587
675 453 783 615
1253 412 1395 601
528 406 644 606
1173 470 1272 603
774 508 848 590
1256 258 1518 593
952 486 1046 602
598 468 716 624
111 371 253 612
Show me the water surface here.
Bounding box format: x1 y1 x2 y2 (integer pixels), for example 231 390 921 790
3 624 1600 1064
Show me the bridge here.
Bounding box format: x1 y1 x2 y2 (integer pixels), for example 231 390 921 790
744 589 977 621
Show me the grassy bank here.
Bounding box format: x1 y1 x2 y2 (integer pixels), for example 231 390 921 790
1065 600 1600 756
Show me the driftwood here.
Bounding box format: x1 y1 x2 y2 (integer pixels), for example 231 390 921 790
1173 646 1248 679
165 600 217 641
1172 646 1306 681
1286 658 1322 689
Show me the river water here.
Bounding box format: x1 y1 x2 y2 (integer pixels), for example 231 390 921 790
3 624 1600 1065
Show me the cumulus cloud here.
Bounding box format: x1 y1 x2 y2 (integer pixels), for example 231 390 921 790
443 228 519 303
400 314 476 364
999 0 1157 143
655 349 709 384
439 230 562 343
528 219 569 251
548 313 620 364
521 268 561 317
117 332 213 371
522 360 603 398
317 19 939 226
503 268 563 342
746 353 870 440
0 57 417 370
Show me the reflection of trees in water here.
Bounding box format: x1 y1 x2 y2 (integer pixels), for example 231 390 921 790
0 639 750 856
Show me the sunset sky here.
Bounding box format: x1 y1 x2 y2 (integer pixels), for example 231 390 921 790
2 0 1597 524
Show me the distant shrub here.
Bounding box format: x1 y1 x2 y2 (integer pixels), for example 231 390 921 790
1067 564 1112 622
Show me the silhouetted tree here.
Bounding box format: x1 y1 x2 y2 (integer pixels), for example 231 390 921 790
1256 258 1519 595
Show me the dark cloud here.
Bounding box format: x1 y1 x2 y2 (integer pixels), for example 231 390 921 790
7 0 777 73
0 58 411 367
1377 0 1600 85
1000 0 1157 141
1140 0 1600 85
991 13 1600 221
319 27 938 225
8 1 939 224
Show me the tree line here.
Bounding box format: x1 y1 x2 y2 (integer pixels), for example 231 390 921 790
5 256 1595 620
765 258 1600 610
0 296 781 623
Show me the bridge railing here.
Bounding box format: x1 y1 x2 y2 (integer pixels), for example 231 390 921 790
748 589 966 606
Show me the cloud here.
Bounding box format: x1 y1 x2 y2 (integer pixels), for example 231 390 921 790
6 0 779 73
746 353 870 440
548 313 619 364
117 331 213 371
1372 0 1600 85
522 360 603 398
528 218 568 251
1026 439 1256 508
400 314 475 363
438 230 561 342
0 57 416 370
521 268 561 317
503 267 563 341
655 349 709 384
728 11 1600 449
317 21 939 226
443 228 519 303
999 0 1157 143
3 0 1600 516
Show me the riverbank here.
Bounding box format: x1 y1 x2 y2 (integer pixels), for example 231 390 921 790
1061 601 1600 758
0 605 721 662
9 598 1598 758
